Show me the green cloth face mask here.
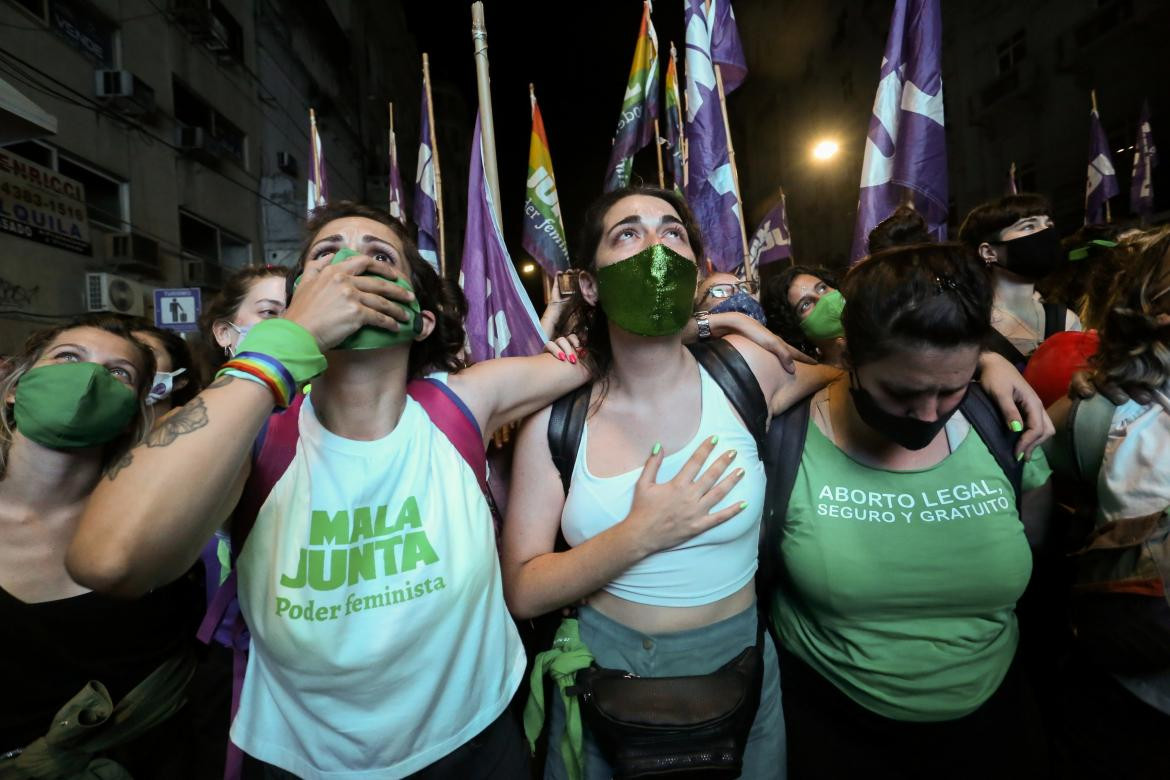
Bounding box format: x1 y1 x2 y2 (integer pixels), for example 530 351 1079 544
595 243 698 337
799 289 846 341
295 247 422 350
14 362 139 449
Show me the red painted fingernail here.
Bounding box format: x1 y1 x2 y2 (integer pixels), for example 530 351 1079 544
569 354 577 364
557 351 566 361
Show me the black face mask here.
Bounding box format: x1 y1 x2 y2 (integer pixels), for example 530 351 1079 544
998 226 1062 281
849 373 966 451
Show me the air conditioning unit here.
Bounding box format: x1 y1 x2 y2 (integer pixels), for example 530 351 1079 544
85 272 148 316
106 232 162 277
276 151 298 177
176 124 223 163
183 258 224 288
94 70 156 117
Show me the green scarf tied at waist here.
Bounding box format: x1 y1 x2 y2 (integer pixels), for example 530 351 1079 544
0 652 196 780
523 618 595 780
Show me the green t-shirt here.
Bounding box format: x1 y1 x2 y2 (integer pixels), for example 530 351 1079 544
771 412 1051 722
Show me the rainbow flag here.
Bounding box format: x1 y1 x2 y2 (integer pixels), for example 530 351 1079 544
522 89 570 277
307 108 328 214
603 0 659 192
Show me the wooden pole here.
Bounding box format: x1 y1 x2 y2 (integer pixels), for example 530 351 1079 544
422 53 446 276
670 42 686 190
470 2 503 228
387 101 395 214
653 119 666 188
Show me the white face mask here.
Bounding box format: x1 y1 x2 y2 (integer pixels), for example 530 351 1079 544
225 322 251 357
146 368 187 406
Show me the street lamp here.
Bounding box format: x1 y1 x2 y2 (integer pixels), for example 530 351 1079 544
812 139 840 162
520 261 537 275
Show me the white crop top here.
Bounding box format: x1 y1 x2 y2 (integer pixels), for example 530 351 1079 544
561 363 766 607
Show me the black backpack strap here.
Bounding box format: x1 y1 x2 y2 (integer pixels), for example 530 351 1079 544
1043 302 1068 340
960 384 1024 508
687 340 768 454
547 384 592 496
985 327 1028 369
757 395 813 606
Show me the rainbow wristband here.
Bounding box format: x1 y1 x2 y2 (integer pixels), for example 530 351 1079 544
215 318 326 407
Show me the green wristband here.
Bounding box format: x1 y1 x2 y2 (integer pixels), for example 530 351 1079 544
233 318 327 387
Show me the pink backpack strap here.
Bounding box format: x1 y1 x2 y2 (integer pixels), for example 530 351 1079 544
407 378 501 528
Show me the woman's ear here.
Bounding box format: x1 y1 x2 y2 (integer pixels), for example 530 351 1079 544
211 321 234 350
978 242 1000 266
413 310 437 342
578 272 599 307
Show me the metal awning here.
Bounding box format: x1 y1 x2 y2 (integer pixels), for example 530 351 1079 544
0 76 57 144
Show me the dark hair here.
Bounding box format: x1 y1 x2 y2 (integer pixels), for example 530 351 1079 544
1036 222 1128 315
841 243 992 367
562 186 704 381
1091 227 1170 394
868 206 932 253
0 313 156 478
291 201 466 379
762 265 840 357
957 193 1052 248
197 265 291 371
102 314 203 407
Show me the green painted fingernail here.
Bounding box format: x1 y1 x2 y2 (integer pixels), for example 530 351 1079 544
1016 452 1024 461
1009 420 1023 432
739 501 749 510
652 443 661 455
710 435 719 445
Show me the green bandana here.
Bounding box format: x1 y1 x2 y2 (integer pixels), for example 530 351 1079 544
1067 239 1119 262
799 289 846 341
13 362 138 449
524 618 594 780
295 247 422 350
595 243 697 336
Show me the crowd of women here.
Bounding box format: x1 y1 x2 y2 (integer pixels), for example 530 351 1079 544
1 185 1167 779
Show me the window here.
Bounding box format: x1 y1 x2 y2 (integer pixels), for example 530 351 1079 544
0 140 127 230
995 30 1026 74
172 78 248 168
179 210 252 269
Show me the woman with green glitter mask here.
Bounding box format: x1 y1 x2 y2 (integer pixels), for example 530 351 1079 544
1 315 207 773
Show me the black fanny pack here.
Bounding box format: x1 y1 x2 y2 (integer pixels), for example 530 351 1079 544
569 617 765 779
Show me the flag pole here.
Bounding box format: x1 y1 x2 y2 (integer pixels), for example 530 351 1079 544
471 2 503 228
670 42 687 190
654 119 666 188
421 54 446 276
388 101 396 214
705 2 751 281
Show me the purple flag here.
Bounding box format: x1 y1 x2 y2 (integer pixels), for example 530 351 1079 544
748 190 792 279
1086 99 1119 224
707 0 746 94
1131 100 1158 219
388 110 407 225
461 116 545 363
413 84 440 271
850 0 948 263
684 0 744 273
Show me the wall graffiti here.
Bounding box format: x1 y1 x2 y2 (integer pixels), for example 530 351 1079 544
0 277 40 308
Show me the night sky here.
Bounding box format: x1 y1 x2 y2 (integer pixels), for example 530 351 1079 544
403 1 692 266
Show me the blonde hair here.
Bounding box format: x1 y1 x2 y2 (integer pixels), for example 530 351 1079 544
0 315 156 479
1091 227 1170 395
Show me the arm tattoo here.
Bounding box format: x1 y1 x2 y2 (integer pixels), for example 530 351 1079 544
206 375 234 390
105 450 133 481
145 397 209 448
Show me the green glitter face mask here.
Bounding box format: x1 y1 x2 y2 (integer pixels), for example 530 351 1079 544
294 247 422 350
595 243 698 337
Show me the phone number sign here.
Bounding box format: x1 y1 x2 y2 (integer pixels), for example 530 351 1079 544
0 148 91 255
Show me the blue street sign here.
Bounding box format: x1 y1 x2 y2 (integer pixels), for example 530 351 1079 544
154 288 202 332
